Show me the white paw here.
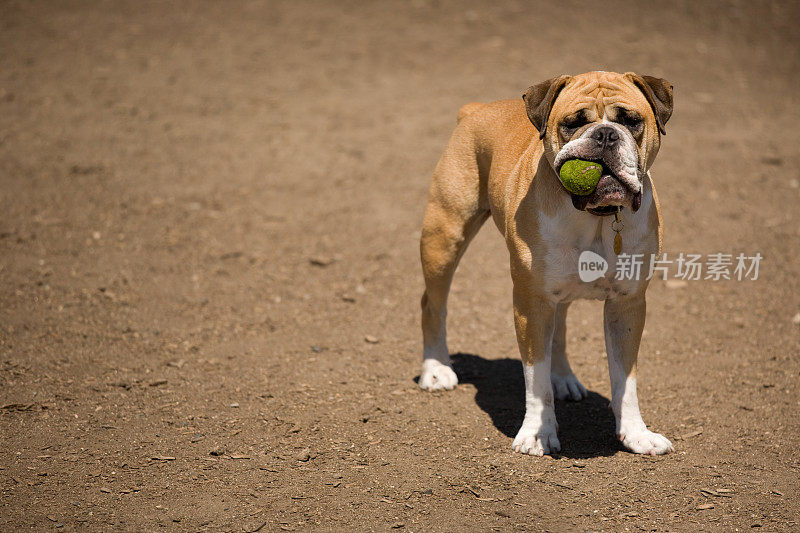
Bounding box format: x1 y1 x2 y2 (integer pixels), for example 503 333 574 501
551 372 588 401
619 429 674 455
511 423 561 456
419 359 458 391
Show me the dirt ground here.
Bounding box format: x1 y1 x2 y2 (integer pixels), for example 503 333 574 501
1 0 799 530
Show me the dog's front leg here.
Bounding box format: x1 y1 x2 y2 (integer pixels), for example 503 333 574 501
511 286 560 456
604 294 673 455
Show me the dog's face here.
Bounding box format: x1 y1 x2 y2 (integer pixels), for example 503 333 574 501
524 71 673 215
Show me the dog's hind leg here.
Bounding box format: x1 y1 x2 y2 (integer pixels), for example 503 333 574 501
550 302 588 401
418 128 489 391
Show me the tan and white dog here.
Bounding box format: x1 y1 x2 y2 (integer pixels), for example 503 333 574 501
418 71 674 456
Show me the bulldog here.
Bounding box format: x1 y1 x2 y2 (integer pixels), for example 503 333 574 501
418 71 674 456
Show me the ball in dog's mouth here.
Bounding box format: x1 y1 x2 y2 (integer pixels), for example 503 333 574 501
570 173 642 215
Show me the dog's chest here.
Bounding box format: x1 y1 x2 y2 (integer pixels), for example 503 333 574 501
537 207 654 303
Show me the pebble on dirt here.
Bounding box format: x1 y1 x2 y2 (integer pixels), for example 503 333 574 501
665 279 688 289
295 448 313 462
309 256 334 267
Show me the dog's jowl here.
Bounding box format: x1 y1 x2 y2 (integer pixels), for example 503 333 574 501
418 71 674 456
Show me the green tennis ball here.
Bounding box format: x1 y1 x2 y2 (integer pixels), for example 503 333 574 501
558 159 603 196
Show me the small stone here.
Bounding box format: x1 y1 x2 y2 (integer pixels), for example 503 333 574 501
792 312 800 325
679 428 704 440
245 521 267 533
665 279 688 289
229 402 239 408
696 503 714 510
761 156 783 166
364 335 379 344
295 448 312 462
309 256 334 267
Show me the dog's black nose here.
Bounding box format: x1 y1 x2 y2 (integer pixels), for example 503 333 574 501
591 126 620 148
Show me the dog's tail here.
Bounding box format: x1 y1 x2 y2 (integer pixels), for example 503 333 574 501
456 102 485 124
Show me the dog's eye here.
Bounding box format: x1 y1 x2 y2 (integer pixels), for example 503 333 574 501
559 115 589 136
561 116 587 129
617 112 644 134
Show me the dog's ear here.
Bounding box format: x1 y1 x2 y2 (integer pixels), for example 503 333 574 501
625 73 673 135
522 75 571 139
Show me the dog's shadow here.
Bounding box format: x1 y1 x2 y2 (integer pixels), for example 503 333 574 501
450 352 621 458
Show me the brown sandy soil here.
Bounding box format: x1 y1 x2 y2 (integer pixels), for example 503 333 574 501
2 0 799 530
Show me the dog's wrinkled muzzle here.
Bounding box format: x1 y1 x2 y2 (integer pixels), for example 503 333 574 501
554 123 643 214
